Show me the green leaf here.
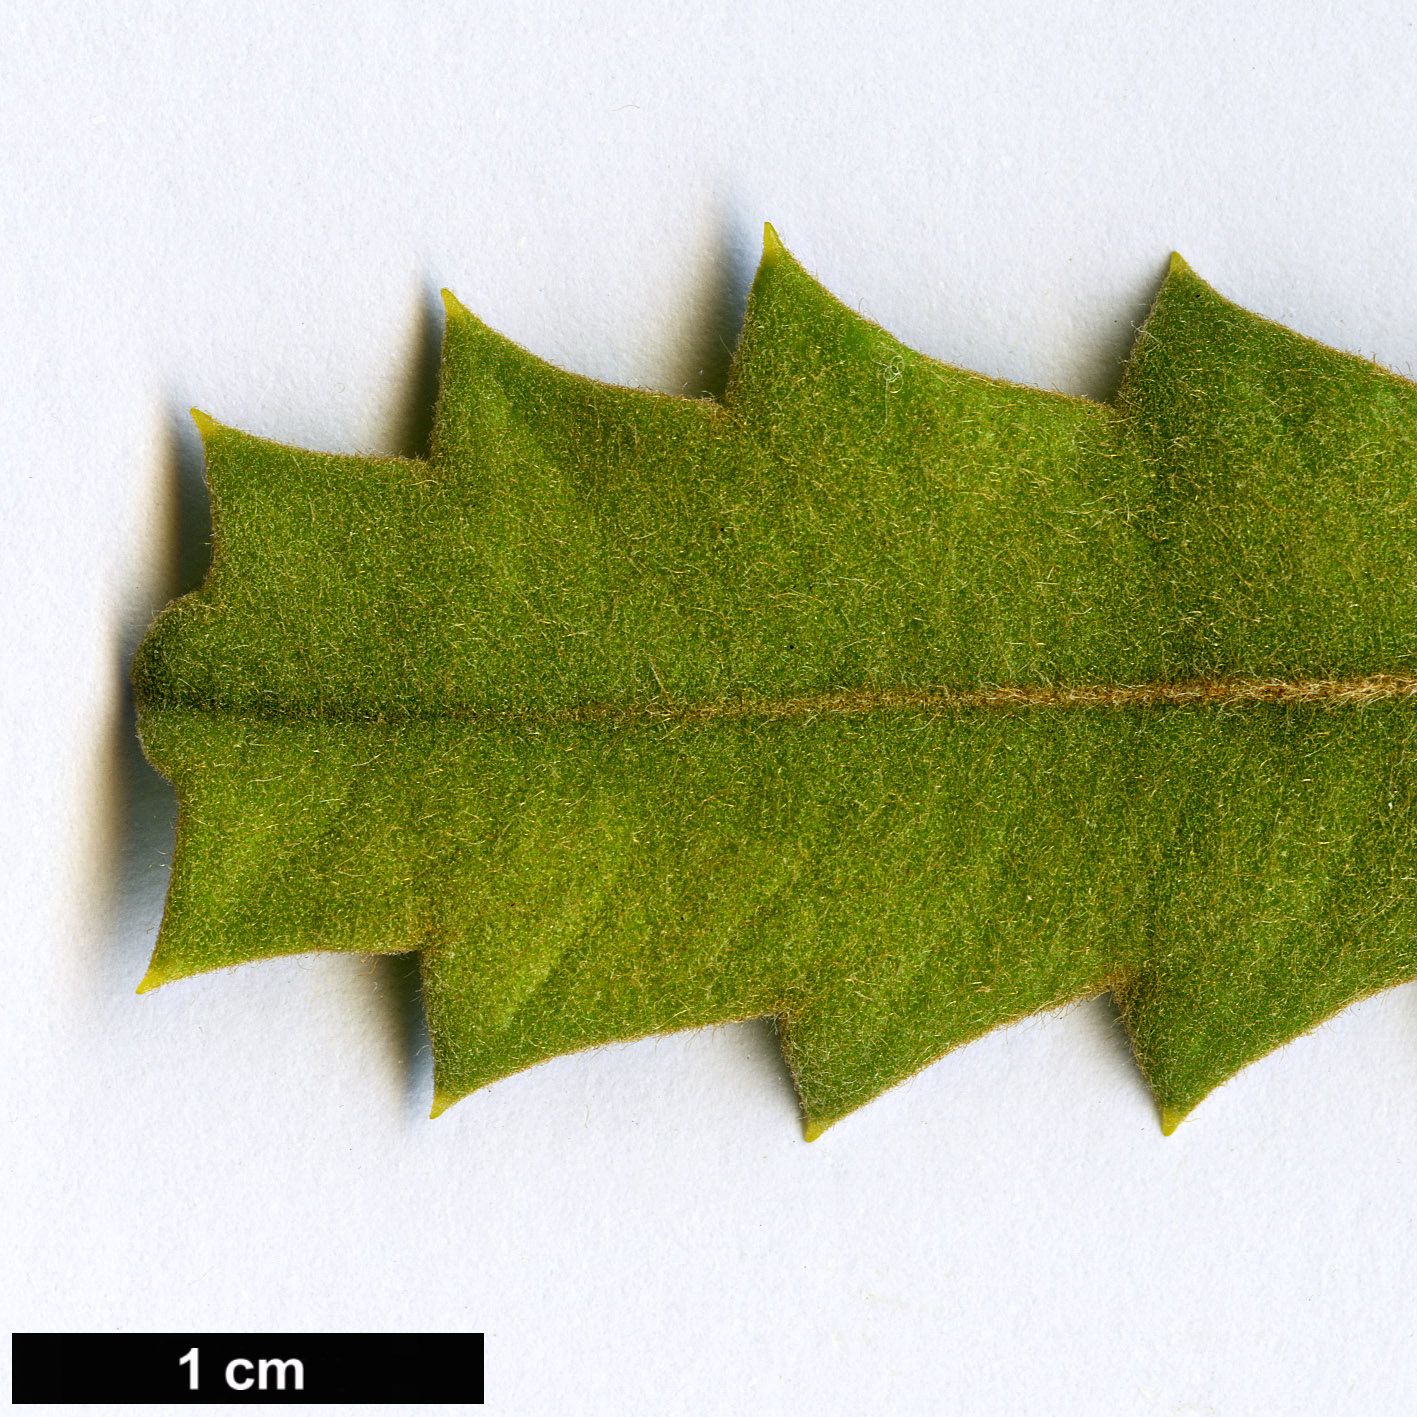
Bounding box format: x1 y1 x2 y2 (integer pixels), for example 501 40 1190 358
133 232 1417 1135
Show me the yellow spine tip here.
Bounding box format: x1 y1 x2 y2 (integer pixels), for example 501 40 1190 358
1159 1106 1184 1136
1168 251 1193 277
429 1088 456 1120
762 221 787 260
803 1117 829 1143
189 408 218 440
440 288 470 320
135 965 169 995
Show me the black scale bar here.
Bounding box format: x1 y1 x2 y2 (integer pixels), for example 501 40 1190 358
11 1333 483 1405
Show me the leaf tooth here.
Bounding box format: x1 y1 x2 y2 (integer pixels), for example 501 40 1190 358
1159 1106 1186 1136
135 962 171 994
189 407 220 441
428 1087 457 1120
440 288 472 321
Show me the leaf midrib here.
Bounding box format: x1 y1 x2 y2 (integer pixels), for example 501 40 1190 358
144 671 1417 728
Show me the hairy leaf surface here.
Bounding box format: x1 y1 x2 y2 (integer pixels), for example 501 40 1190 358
133 231 1417 1133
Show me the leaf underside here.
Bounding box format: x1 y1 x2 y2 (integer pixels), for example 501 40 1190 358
132 231 1417 1135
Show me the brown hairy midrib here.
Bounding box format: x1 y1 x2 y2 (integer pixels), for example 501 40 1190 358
560 673 1417 725
157 672 1417 726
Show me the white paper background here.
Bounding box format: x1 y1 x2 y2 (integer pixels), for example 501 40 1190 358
4 2 1417 1412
